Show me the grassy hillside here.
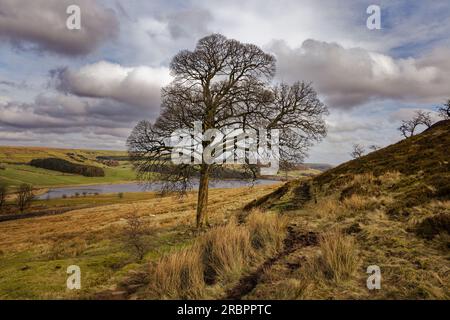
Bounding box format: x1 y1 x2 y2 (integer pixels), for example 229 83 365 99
121 119 448 300
236 120 450 299
0 146 135 188
315 119 450 185
0 184 279 299
0 122 448 300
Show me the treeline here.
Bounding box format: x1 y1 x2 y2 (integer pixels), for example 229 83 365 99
30 158 105 177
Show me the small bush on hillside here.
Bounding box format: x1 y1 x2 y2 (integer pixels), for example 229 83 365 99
123 208 149 261
16 184 34 213
0 184 7 212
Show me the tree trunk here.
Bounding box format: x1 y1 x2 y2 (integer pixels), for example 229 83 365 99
196 164 210 228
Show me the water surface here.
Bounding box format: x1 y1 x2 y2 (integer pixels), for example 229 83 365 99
37 179 280 200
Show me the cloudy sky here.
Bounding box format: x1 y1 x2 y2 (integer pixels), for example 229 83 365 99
0 0 449 164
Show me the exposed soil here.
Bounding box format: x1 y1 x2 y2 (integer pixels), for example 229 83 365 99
224 225 318 300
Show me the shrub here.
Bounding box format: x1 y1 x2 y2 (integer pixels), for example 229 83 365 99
16 184 34 213
123 208 149 261
30 158 105 177
0 184 7 212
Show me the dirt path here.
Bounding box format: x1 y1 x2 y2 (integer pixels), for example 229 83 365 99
224 225 318 300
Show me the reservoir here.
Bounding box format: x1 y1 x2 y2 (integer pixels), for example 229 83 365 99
36 179 281 200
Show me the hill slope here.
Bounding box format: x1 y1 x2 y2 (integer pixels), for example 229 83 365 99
239 120 449 299
315 119 450 185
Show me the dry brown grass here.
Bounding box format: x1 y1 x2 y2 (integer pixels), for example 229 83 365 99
246 209 287 255
316 229 359 282
199 222 253 283
378 171 402 185
313 197 341 217
351 172 376 185
152 246 205 299
0 185 278 254
47 238 87 259
149 221 252 299
148 209 287 299
342 194 377 211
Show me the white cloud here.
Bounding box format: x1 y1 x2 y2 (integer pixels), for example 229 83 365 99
52 61 171 111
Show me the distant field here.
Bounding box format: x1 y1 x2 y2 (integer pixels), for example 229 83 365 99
0 146 135 188
0 146 127 165
0 164 136 188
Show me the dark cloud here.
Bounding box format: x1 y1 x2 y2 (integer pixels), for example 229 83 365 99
270 39 450 109
0 0 119 56
0 93 157 136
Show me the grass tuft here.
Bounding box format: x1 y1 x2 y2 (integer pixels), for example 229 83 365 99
317 229 359 282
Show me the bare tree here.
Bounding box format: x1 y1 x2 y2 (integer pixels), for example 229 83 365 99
437 100 450 119
16 184 34 213
398 120 416 138
0 184 7 213
123 207 148 261
128 34 328 228
398 110 433 138
415 110 433 128
350 144 365 159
